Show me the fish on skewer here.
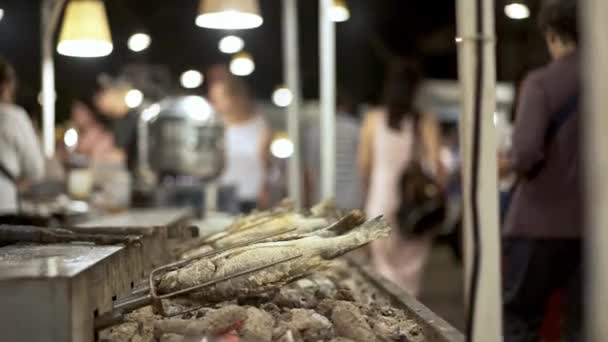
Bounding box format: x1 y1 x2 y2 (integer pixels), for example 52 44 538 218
157 217 390 304
180 210 365 260
224 199 295 232
207 214 329 249
259 210 366 243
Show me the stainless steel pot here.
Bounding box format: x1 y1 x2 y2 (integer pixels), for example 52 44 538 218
142 96 224 179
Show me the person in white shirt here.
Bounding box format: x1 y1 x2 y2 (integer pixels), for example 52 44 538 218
0 57 45 213
209 75 272 213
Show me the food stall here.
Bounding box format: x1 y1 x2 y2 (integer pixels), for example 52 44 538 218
6 0 607 341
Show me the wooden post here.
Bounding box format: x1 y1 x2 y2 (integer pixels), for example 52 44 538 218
319 0 336 200
456 0 502 340
283 0 303 208
582 0 608 340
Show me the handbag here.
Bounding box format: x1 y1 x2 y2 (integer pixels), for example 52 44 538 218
396 116 447 237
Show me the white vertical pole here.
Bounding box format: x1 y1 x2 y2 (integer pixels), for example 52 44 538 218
41 0 56 159
40 0 65 159
456 0 502 340
319 0 336 200
583 0 608 340
283 0 302 209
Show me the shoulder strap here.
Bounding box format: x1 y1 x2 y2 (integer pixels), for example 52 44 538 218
524 91 579 179
544 92 579 145
0 162 16 184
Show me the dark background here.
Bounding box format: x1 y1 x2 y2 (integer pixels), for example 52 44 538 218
0 0 548 123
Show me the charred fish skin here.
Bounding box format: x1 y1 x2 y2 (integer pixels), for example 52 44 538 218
157 217 390 304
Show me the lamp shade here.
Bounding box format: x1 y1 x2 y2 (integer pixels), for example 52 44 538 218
330 0 350 22
57 0 113 57
196 0 263 30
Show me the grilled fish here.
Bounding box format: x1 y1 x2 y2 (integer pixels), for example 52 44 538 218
157 217 390 304
208 214 329 249
180 211 364 260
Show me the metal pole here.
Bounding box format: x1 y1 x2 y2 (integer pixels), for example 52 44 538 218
319 0 336 200
283 0 302 209
456 0 502 340
40 0 66 159
583 0 608 339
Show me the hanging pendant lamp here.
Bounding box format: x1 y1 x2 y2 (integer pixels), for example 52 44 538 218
196 0 263 30
57 0 113 57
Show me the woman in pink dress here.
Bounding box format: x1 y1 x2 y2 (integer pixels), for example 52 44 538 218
358 62 445 296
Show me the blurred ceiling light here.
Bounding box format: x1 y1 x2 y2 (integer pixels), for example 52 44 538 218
196 0 263 30
127 32 151 52
180 70 204 89
141 103 161 122
64 128 78 148
219 35 245 54
272 87 293 107
230 52 255 76
270 136 294 159
329 0 350 22
504 2 530 20
0 9 4 22
57 0 113 57
124 89 144 108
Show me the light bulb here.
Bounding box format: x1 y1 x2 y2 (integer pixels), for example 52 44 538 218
504 3 530 20
272 87 293 107
0 9 4 22
180 70 204 89
219 35 245 54
270 138 294 159
230 53 255 76
64 128 79 148
127 33 151 52
124 89 143 109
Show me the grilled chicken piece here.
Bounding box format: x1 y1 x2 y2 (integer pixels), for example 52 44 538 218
157 217 390 304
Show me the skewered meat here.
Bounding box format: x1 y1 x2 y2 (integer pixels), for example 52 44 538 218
157 217 390 304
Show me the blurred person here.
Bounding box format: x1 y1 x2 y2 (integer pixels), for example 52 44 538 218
209 75 272 213
94 77 139 172
502 0 582 341
0 57 44 213
304 88 363 209
70 99 123 163
358 61 445 296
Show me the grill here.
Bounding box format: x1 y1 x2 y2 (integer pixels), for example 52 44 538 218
0 208 464 342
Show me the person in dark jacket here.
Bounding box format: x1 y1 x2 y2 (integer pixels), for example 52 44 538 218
502 0 582 341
